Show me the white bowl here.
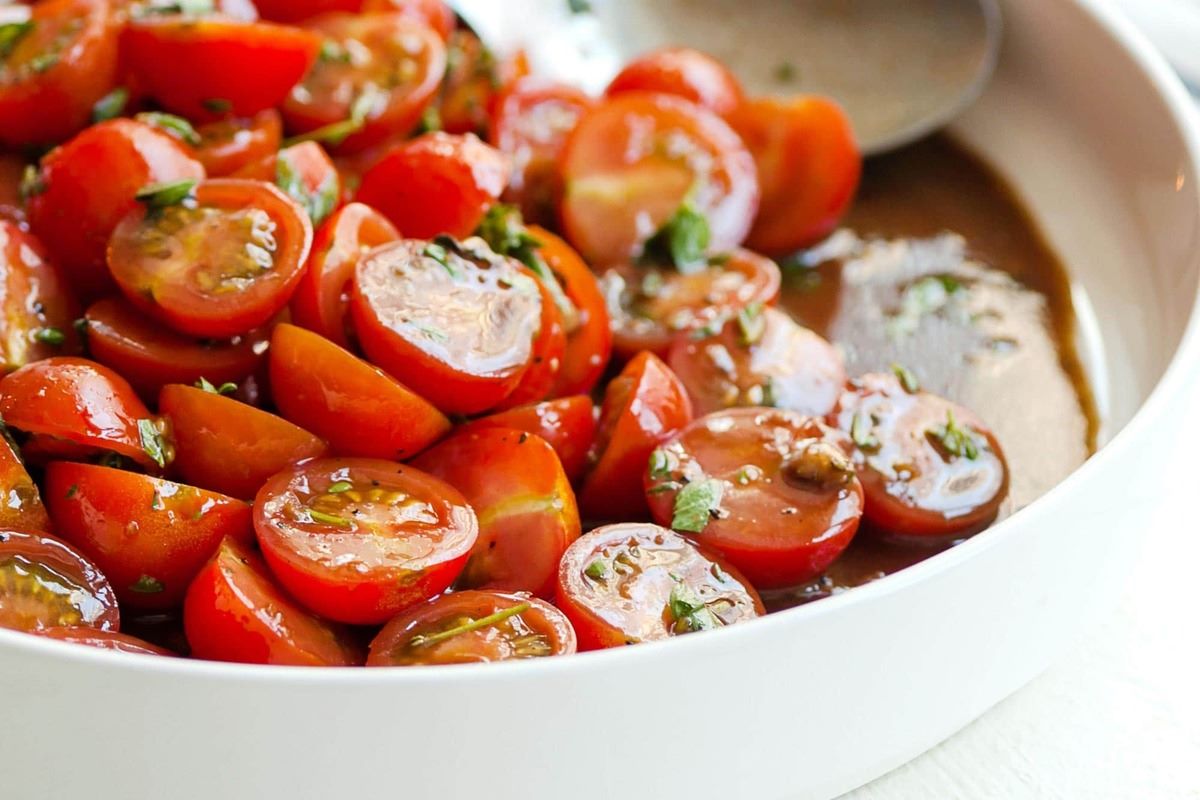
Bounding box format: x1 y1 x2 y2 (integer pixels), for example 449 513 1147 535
2 1 1198 798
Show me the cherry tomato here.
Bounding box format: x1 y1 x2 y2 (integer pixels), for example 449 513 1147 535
457 395 596 482
108 178 313 339
600 248 782 360
121 15 321 120
555 523 762 650
290 202 399 347
184 536 363 666
193 109 283 177
283 13 445 153
0 433 49 533
414 428 580 598
360 0 455 40
355 133 509 239
605 47 744 117
495 265 566 408
254 458 478 624
253 0 362 23
34 626 174 656
112 0 259 21
667 306 845 417
830 372 1009 540
0 154 25 223
644 408 864 588
25 118 205 303
269 322 450 459
0 0 120 148
236 141 342 226
579 351 692 520
1 221 81 373
437 30 529 137
560 92 759 265
0 528 120 633
367 590 576 666
728 96 861 254
350 239 542 414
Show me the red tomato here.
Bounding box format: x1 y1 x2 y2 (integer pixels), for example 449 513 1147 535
290 202 399 347
121 16 321 120
25 118 205 303
254 458 478 624
667 306 845 416
560 92 759 265
495 265 567 408
0 0 120 148
367 590 576 666
830 372 1009 540
355 133 509 238
605 47 744 117
0 434 50 533
184 536 363 666
555 523 762 650
235 141 342 226
414 428 580 598
160 384 328 501
437 30 529 137
0 529 120 633
1 221 80 372
34 626 174 656
193 109 283 177
457 395 597 482
350 239 542 414
0 154 25 223
44 461 253 610
728 96 861 254
269 322 450 459
644 408 864 588
254 0 362 23
579 351 692 519
360 0 455 40
108 178 313 339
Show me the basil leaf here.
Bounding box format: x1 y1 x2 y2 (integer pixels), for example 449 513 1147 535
136 112 201 146
0 21 34 60
276 150 338 226
137 418 169 468
640 202 711 274
92 88 130 123
668 580 720 633
130 575 165 594
136 179 197 210
671 477 723 534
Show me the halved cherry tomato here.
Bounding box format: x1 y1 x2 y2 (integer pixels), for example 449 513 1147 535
360 0 455 40
0 0 120 148
0 434 50 533
0 528 120 632
290 202 399 347
1 221 80 372
236 140 342 226
184 536 363 666
830 372 1009 540
108 178 313 339
414 428 580 598
25 118 205 302
437 30 528 137
579 351 692 519
44 461 252 610
254 0 362 23
668 306 845 416
350 239 542 414
355 133 509 238
728 96 861 254
495 265 566 408
600 248 782 360
254 458 478 624
555 523 762 650
644 408 863 588
121 15 321 120
283 13 445 153
560 92 759 265
457 395 596 482
367 590 576 666
193 109 283 177
34 626 174 656
269 323 450 459
605 47 744 117
160 384 328 501
0 154 25 223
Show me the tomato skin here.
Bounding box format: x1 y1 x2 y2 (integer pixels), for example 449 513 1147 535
0 154 26 223
1 221 81 373
34 626 174 656
437 31 529 137
494 266 567 409
184 536 364 666
235 141 342 227
0 435 50 533
457 395 597 482
254 0 363 23
0 528 121 633
269 323 450 460
26 119 206 303
605 47 744 117
728 96 861 254
367 590 577 666
254 458 478 624
193 110 283 177
360 0 455 40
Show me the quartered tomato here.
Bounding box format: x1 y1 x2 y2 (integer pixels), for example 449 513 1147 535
184 536 363 666
193 109 283 177
350 239 542 414
269 323 450 459
605 47 744 117
360 0 455 40
579 352 692 520
367 590 576 666
1 221 80 373
108 178 313 339
254 0 362 23
0 0 120 148
668 306 845 416
831 372 1009 540
495 264 566 408
728 96 861 254
644 408 864 588
160 384 328 501
560 92 759 265
291 202 398 346
436 30 527 137
555 523 762 650
0 434 50 533
25 118 205 303
283 13 445 153
414 428 580 598
254 458 478 624
34 626 175 655
457 395 596 482
0 528 120 633
44 461 253 610
236 141 342 226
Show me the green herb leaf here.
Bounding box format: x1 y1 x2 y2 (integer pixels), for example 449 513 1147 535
647 448 672 481
671 477 723 534
422 242 459 278
137 418 169 468
887 273 966 339
474 204 579 327
736 302 765 346
849 412 880 452
139 0 215 16
282 84 383 148
276 150 338 226
318 40 351 64
584 560 608 580
308 509 352 527
640 202 711 274
195 377 237 395
668 580 721 633
891 362 920 393
327 481 352 494
32 327 65 346
408 602 531 648
19 165 45 202
65 484 78 500
136 179 197 210
92 87 129 123
0 21 34 60
28 51 58 73
135 112 201 146
201 97 233 115
928 410 980 461
130 575 165 594
416 104 442 134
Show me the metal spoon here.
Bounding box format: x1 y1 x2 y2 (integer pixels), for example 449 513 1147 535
450 0 1002 156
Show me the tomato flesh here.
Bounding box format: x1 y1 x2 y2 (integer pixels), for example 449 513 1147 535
605 47 744 117
0 528 120 633
457 395 597 482
1 221 81 373
0 434 50 533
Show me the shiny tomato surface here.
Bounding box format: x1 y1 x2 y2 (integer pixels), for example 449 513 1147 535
0 528 120 633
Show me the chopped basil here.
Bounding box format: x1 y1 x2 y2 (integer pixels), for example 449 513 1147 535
640 202 711 274
137 418 169 468
647 448 672 481
201 97 233 115
276 151 338 226
474 204 578 327
422 242 458 277
849 412 880 452
130 575 165 594
65 484 78 500
416 104 442 134
195 377 237 395
736 303 765 346
32 327 65 346
891 362 920 393
136 178 197 210
928 410 980 461
139 0 215 16
408 602 531 648
584 560 608 580
887 273 966 339
136 112 201 146
308 509 352 527
0 21 34 60
318 40 351 64
327 481 352 494
92 87 129 123
668 580 720 633
28 51 58 73
19 165 45 201
283 84 384 148
671 477 723 534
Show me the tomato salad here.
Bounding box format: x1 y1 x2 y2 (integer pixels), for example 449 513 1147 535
0 0 1010 667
